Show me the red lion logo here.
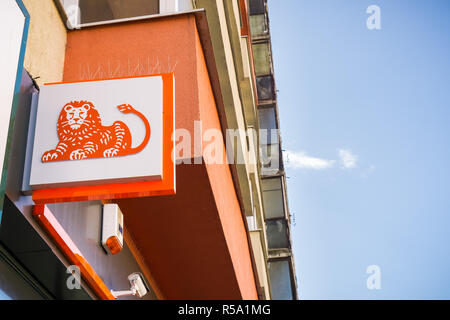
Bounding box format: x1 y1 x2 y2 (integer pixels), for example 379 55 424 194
41 101 151 162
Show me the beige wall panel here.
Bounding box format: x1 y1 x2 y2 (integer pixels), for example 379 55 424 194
23 0 67 86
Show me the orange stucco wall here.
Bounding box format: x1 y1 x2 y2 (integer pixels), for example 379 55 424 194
62 15 257 299
194 27 258 300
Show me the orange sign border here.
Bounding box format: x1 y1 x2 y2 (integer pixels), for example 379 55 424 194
32 73 175 204
33 204 116 300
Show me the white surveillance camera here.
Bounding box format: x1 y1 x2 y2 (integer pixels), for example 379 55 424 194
111 272 149 299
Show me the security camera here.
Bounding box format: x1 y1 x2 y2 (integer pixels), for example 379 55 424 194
111 272 149 299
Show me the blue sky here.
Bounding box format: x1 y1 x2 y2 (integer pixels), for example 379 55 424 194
268 0 450 299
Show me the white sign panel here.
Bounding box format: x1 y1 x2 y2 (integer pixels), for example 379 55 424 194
0 0 26 191
30 76 163 189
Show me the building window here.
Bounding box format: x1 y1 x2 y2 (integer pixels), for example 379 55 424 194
259 106 280 174
258 106 278 143
261 177 285 219
268 259 295 300
250 14 268 38
253 42 272 76
260 144 280 175
78 0 159 24
256 75 275 101
56 0 193 27
266 219 289 249
249 0 265 16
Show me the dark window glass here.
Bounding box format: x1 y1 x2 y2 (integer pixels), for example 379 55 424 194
256 75 274 101
249 0 265 15
258 106 278 144
268 259 294 300
266 219 289 249
79 0 159 24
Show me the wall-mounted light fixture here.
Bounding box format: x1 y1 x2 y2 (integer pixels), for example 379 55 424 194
102 204 124 255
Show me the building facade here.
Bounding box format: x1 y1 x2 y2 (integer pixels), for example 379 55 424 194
0 0 297 300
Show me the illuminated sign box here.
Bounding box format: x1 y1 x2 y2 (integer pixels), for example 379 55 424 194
26 74 175 203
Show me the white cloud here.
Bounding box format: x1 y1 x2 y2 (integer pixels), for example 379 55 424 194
339 149 358 169
284 150 335 170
